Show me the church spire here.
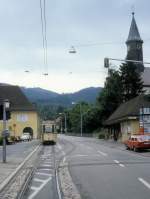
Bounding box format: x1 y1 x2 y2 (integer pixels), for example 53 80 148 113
126 12 143 44
126 12 144 72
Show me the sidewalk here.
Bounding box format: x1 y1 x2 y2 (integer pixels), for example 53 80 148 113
0 140 40 188
0 160 19 186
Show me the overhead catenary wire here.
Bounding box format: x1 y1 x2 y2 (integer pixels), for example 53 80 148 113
40 0 48 75
43 0 48 69
68 37 150 49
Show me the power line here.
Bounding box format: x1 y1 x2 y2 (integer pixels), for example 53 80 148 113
39 0 48 75
43 0 48 69
69 37 150 49
74 41 124 47
40 0 45 66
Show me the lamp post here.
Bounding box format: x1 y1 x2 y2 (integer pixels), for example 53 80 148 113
79 103 83 137
2 99 10 163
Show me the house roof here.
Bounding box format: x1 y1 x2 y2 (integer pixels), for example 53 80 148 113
126 12 143 43
105 95 150 125
0 85 36 111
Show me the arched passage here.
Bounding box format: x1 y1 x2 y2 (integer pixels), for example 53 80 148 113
23 127 33 138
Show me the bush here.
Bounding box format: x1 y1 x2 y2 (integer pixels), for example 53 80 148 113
98 133 105 139
10 136 16 142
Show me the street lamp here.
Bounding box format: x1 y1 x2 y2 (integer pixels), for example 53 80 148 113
2 99 10 163
69 46 77 54
59 113 67 134
72 102 83 137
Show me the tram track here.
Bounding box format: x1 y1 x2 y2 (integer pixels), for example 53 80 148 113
0 144 41 199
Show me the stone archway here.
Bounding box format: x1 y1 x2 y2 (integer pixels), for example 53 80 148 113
23 127 33 138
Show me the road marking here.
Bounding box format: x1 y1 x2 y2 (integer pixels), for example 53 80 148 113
73 154 89 157
119 164 125 167
28 176 52 199
63 157 66 163
114 160 125 167
30 186 38 191
41 164 51 167
138 178 150 189
33 178 45 183
56 167 63 199
66 154 101 159
35 172 52 176
38 168 52 171
98 151 108 156
114 160 120 164
41 158 51 161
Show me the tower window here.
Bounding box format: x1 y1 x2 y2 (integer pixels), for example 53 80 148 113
127 46 130 51
136 44 141 49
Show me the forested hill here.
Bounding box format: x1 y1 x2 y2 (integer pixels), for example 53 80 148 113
21 87 102 106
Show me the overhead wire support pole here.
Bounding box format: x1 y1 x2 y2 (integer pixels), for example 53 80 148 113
3 102 7 163
79 103 83 137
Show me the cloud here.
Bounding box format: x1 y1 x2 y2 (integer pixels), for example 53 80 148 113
0 0 149 92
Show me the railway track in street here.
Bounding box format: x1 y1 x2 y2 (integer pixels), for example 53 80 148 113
23 145 63 199
0 144 41 199
0 137 81 199
22 137 79 199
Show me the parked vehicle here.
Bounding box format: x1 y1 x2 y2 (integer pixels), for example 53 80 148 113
124 135 150 151
20 133 31 141
6 137 15 145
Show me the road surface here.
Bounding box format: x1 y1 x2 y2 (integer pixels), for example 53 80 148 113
0 140 39 162
23 135 150 199
58 135 150 199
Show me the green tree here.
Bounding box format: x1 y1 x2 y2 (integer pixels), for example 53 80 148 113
66 102 91 133
97 69 122 122
83 105 102 133
119 62 143 102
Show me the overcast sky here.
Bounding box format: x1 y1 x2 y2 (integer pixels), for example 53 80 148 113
0 0 150 93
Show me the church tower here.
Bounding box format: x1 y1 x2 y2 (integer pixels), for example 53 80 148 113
126 12 144 72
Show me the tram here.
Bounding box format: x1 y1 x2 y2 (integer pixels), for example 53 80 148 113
42 121 57 145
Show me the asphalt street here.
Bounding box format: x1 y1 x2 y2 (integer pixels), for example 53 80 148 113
57 135 150 199
0 140 39 162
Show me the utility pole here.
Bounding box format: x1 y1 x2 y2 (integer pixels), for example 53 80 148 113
2 99 10 163
72 102 83 137
80 103 83 137
3 101 7 163
64 113 67 134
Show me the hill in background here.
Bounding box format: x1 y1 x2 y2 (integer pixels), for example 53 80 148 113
21 87 102 107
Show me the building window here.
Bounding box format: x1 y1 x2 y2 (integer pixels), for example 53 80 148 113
17 114 28 122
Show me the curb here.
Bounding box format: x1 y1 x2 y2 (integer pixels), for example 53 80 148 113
55 168 63 199
0 144 41 192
